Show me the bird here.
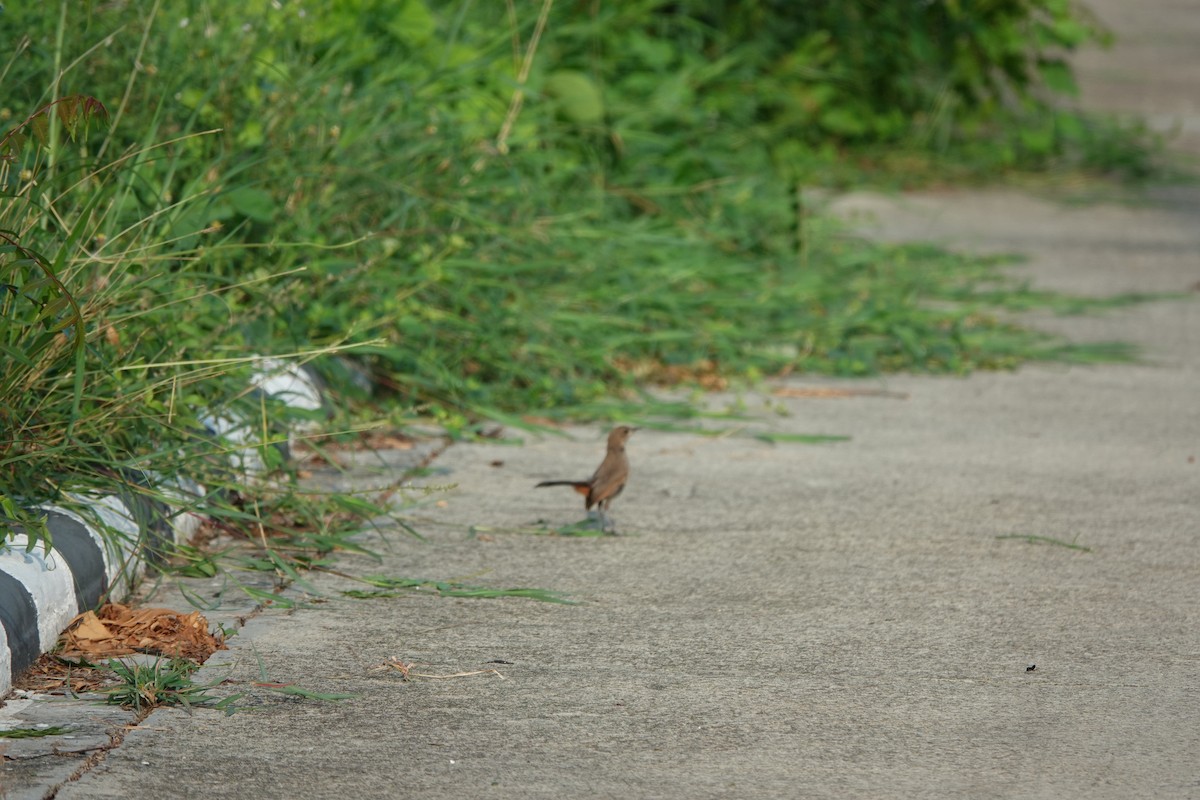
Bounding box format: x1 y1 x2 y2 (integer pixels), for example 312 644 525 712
535 426 637 533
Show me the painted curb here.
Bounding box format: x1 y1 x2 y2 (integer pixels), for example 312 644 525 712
0 358 326 698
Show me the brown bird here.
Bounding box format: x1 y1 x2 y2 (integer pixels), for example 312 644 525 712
536 426 637 532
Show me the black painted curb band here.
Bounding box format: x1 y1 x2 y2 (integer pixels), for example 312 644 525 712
42 510 109 612
0 571 39 679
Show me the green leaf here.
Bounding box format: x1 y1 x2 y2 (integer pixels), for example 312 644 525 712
1037 59 1078 96
387 0 437 48
544 71 606 125
225 187 276 223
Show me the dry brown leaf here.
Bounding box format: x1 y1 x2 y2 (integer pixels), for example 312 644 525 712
13 654 116 694
368 656 504 681
611 356 729 391
71 612 114 642
59 603 225 662
14 603 226 694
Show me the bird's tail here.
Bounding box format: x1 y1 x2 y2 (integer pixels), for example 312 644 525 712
535 480 591 496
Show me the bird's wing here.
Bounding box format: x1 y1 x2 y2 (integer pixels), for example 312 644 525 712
587 457 628 506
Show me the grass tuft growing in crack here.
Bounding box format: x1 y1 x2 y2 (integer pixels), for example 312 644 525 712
100 657 241 714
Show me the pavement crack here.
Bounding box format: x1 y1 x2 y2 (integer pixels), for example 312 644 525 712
40 708 153 800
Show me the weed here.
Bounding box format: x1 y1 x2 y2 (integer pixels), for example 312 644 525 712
996 533 1092 552
100 657 241 714
0 0 1161 592
754 432 852 445
1 2 1155 438
246 647 356 702
250 683 358 702
467 522 610 539
343 574 577 605
0 725 73 738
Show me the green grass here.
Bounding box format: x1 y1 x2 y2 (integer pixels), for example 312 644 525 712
799 111 1173 190
467 522 613 538
996 533 1092 552
343 574 577 604
251 682 359 702
0 726 73 738
100 657 241 714
248 651 357 702
0 1 1166 591
754 432 852 445
91 651 354 712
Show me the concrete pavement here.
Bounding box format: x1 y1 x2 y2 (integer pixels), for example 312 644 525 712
48 300 1200 799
